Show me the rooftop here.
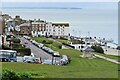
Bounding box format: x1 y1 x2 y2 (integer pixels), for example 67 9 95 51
52 22 69 27
19 23 31 27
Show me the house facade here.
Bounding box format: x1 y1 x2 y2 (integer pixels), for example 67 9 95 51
52 23 69 38
19 22 32 35
31 19 47 37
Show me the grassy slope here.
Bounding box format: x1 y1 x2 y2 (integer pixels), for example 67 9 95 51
2 37 118 78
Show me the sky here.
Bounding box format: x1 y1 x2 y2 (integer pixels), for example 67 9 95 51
0 2 118 10
1 0 120 2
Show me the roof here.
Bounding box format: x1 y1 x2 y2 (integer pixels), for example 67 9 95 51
82 47 94 52
52 23 69 27
19 23 31 27
0 50 17 53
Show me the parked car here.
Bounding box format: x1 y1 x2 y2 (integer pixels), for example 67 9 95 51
17 57 24 62
35 58 42 64
42 59 60 65
52 51 60 57
47 48 54 54
38 43 44 48
60 55 69 65
23 56 35 63
42 46 49 52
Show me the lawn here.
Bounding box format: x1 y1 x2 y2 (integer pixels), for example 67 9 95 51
56 39 71 44
1 37 119 78
1 54 118 78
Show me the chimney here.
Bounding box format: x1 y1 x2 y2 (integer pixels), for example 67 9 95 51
34 19 36 22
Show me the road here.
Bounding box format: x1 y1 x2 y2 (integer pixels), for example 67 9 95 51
19 37 52 61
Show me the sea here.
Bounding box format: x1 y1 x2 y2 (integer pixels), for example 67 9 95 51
2 6 118 44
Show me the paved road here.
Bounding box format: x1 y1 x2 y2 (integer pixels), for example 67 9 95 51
94 54 120 64
19 37 52 60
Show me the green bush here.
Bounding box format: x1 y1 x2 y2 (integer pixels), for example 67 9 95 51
14 48 31 56
91 45 104 53
42 40 53 44
2 69 32 80
2 45 11 50
11 38 21 43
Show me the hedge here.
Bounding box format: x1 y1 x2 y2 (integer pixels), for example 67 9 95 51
91 45 104 53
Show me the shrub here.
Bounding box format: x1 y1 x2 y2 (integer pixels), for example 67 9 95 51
91 45 104 53
2 45 11 50
42 40 53 44
14 48 31 56
11 38 21 43
2 69 32 80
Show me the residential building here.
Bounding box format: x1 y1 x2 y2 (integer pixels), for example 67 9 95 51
52 23 69 38
46 22 53 37
31 19 47 37
19 22 31 35
2 14 12 21
0 13 6 48
0 17 5 35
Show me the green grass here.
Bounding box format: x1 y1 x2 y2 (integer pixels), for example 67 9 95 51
32 37 62 49
2 53 118 78
32 36 53 44
95 52 120 60
56 39 71 44
2 37 119 78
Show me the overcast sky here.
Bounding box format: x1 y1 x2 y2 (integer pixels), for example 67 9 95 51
1 0 120 2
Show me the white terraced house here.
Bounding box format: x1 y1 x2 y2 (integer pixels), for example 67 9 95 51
31 20 69 37
51 22 69 37
31 19 47 37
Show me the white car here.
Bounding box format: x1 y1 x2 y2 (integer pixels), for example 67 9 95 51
17 57 24 62
23 56 35 63
38 43 44 48
42 60 60 65
53 51 60 57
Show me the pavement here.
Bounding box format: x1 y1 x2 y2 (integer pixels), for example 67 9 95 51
19 37 52 61
94 54 120 64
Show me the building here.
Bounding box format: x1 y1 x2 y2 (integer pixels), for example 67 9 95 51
81 47 95 59
0 15 5 48
6 18 17 32
52 23 69 38
31 19 47 37
0 16 5 35
2 14 12 21
31 19 69 37
46 22 53 37
19 22 32 35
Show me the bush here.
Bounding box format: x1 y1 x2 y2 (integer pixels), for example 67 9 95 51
11 38 21 43
14 48 31 56
91 45 104 53
2 45 11 50
42 40 53 44
2 69 32 80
